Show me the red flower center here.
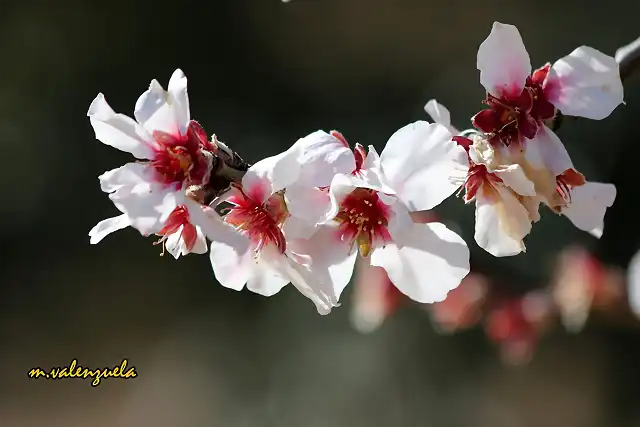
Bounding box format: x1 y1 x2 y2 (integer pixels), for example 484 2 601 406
472 64 558 147
154 205 198 255
151 121 212 188
335 188 392 257
224 187 288 255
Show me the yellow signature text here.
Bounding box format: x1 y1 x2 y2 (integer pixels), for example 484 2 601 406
28 359 137 386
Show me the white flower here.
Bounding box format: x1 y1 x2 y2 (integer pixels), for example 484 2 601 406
88 69 215 242
468 22 620 245
287 121 471 304
208 134 353 315
628 249 640 320
437 95 616 255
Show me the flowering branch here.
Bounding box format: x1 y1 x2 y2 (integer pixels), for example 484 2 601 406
201 137 250 204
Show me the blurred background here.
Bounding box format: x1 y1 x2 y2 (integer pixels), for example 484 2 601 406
1 0 639 426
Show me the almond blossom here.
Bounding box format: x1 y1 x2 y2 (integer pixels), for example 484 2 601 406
88 69 221 252
426 93 616 255
208 133 355 315
469 22 620 248
287 121 471 305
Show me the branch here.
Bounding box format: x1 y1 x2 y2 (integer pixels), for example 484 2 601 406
200 136 251 205
550 36 640 131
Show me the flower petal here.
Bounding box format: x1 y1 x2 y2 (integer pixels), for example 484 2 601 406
246 246 290 296
242 145 302 203
288 225 358 301
525 126 574 176
325 173 392 223
627 249 640 319
98 162 150 193
563 181 616 238
547 46 624 120
356 145 396 194
424 99 460 135
209 228 254 291
191 228 209 254
87 94 155 159
477 22 531 98
165 225 186 259
88 214 131 244
474 184 531 257
294 130 355 188
134 78 180 136
493 164 536 196
370 222 470 303
167 69 191 135
380 121 468 211
109 183 177 236
285 185 332 228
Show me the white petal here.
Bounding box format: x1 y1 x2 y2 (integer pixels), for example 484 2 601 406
380 121 468 211
242 145 301 203
191 228 209 254
167 69 190 134
87 94 155 159
282 215 320 240
548 46 624 120
165 225 186 259
563 182 616 238
371 222 470 303
525 126 574 175
88 214 131 244
477 22 531 97
294 130 355 188
209 228 254 291
356 145 396 194
386 199 414 248
183 198 232 242
109 183 177 236
134 78 180 136
474 184 531 257
98 162 150 193
424 99 460 135
246 246 290 296
288 225 358 301
627 249 640 319
493 164 536 196
285 185 332 227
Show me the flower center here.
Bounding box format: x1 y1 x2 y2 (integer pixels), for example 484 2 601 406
224 189 288 255
151 121 212 188
153 205 198 255
334 188 392 257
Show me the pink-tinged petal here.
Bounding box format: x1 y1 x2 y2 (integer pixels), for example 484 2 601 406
474 184 531 257
424 99 460 135
380 121 468 211
134 78 180 136
98 162 150 193
167 69 191 135
547 46 624 120
563 182 616 238
88 214 131 244
288 225 358 301
285 185 332 227
492 164 536 197
294 130 355 188
282 215 319 240
209 227 254 291
477 22 532 98
472 109 501 134
627 249 640 319
370 222 470 303
242 144 302 203
87 94 155 159
525 126 574 175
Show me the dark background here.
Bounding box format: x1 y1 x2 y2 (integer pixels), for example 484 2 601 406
1 0 639 426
